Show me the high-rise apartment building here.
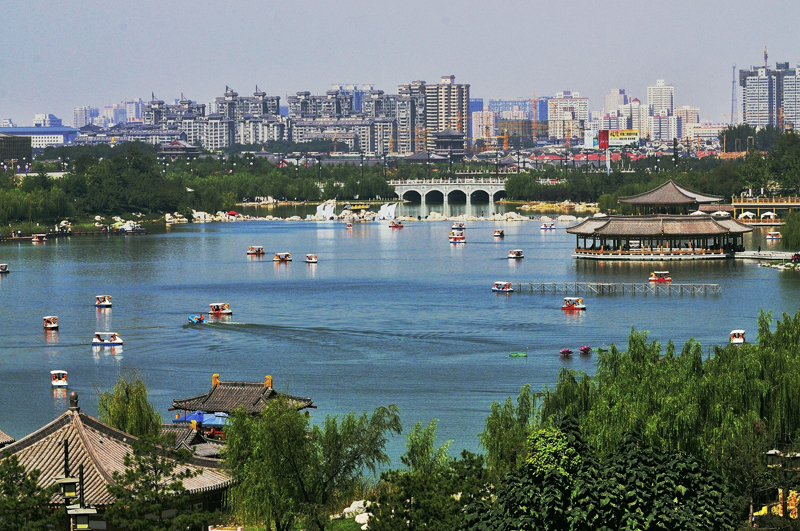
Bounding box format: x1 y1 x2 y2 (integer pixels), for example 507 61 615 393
604 89 629 117
783 70 800 129
74 107 99 128
487 98 533 118
547 91 589 142
424 75 470 150
471 110 496 145
125 99 144 122
331 84 375 112
741 68 777 128
739 57 799 129
674 106 699 139
647 80 674 116
33 114 62 127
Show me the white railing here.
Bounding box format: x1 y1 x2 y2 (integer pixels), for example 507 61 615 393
388 177 507 185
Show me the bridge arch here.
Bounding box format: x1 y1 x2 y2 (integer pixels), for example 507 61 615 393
446 190 468 203
400 189 422 203
423 189 445 203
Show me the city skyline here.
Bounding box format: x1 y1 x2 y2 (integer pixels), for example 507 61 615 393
1 0 798 126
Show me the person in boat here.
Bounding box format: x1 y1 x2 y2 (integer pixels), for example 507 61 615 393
110 334 117 341
95 333 102 341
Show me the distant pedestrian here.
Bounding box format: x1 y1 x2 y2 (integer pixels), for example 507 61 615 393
758 245 761 253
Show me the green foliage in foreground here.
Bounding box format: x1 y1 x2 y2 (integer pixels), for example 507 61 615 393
224 398 402 531
0 453 58 531
98 370 163 438
782 210 800 249
463 417 736 531
369 421 490 531
105 434 216 531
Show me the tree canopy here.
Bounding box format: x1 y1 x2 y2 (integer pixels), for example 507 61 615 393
97 370 162 438
0 453 58 531
224 397 402 531
104 434 215 531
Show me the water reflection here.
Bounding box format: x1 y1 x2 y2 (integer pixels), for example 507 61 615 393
44 330 58 343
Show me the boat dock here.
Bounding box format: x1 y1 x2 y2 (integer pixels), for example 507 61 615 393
514 282 721 296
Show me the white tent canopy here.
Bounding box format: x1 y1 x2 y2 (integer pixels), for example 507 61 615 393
760 211 777 219
738 211 755 219
712 211 731 217
689 210 707 216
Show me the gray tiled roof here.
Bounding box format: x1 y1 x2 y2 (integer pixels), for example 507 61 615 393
567 215 753 237
0 410 231 507
0 428 16 447
618 180 724 205
172 380 313 414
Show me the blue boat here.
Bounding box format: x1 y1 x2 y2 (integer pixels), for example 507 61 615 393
188 314 205 324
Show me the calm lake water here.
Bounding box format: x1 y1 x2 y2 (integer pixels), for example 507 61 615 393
0 202 797 463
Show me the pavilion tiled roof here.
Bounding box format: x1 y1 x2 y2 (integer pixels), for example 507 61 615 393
172 378 314 414
0 398 231 507
618 179 724 205
0 428 16 447
567 215 753 237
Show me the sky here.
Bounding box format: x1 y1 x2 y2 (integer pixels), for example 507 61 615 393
2 0 799 126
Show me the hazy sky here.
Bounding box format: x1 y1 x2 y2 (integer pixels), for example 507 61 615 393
2 0 799 126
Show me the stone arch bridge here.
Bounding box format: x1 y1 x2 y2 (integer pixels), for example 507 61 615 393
388 177 507 204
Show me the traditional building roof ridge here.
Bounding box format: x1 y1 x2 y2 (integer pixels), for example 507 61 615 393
1 401 231 506
0 427 15 447
172 378 314 414
567 214 753 236
618 179 724 205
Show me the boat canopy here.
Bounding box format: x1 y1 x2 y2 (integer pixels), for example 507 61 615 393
731 329 745 335
94 332 118 337
50 370 67 375
564 297 582 302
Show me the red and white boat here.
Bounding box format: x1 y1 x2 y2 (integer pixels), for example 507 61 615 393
273 252 292 262
648 271 672 283
730 329 745 345
209 302 232 315
449 230 465 243
247 245 265 255
43 316 59 330
562 297 586 311
389 220 403 228
493 230 504 238
508 249 524 259
95 295 112 308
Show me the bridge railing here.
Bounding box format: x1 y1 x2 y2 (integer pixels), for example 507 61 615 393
388 177 507 185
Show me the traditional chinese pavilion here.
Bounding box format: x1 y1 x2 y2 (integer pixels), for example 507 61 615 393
618 179 724 215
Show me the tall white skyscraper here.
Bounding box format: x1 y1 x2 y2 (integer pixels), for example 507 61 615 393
647 79 674 116
424 75 470 150
604 89 628 117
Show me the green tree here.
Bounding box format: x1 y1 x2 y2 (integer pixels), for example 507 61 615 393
224 398 402 531
370 420 488 531
97 371 162 437
104 434 215 531
479 383 538 477
782 210 800 249
401 419 452 474
0 453 58 531
464 418 736 531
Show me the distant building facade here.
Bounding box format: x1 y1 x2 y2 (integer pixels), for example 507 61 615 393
0 132 32 163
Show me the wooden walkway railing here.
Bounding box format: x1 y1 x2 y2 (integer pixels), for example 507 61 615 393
515 282 721 296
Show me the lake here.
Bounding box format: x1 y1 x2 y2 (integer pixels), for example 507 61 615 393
0 203 796 463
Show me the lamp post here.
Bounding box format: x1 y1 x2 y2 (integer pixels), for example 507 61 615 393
495 151 500 180
360 152 364 181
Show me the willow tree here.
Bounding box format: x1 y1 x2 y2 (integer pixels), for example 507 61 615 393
97 371 162 438
224 398 402 531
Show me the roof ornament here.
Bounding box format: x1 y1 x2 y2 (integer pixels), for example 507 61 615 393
69 391 79 412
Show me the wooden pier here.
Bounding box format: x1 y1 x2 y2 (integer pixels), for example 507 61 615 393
516 282 721 296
